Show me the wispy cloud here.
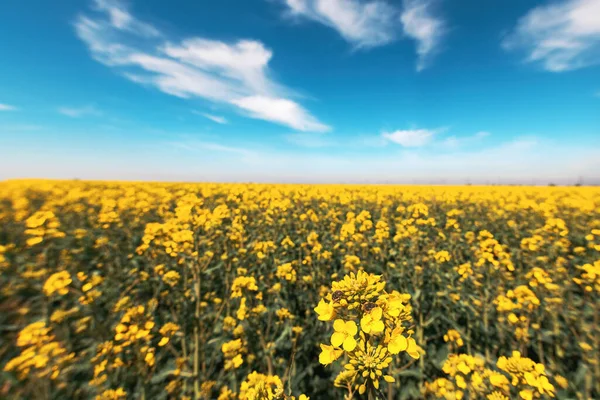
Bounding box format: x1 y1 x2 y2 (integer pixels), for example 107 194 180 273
503 0 600 72
58 105 102 118
277 0 446 69
75 0 330 132
442 131 490 148
196 112 228 124
231 96 329 132
0 103 18 111
400 0 446 71
94 0 160 37
280 0 398 48
382 128 443 147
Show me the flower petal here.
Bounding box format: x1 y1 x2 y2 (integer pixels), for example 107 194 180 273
331 332 345 347
343 336 357 352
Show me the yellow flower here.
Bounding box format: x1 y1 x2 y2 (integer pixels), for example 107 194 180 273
314 299 336 321
489 372 510 390
519 389 533 400
96 388 126 400
434 250 451 263
43 271 72 296
26 237 44 246
319 344 343 365
360 306 384 334
387 327 419 359
162 270 180 287
331 319 358 351
387 328 408 354
554 374 568 389
579 342 592 351
443 329 464 347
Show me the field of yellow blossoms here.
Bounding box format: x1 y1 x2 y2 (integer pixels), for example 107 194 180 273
1 180 599 399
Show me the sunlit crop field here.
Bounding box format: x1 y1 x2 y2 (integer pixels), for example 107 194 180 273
1 180 599 399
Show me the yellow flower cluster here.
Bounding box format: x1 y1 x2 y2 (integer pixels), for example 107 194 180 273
495 285 542 342
231 370 310 400
4 321 74 380
497 351 555 399
231 275 259 298
24 210 65 246
443 329 464 349
276 263 297 282
426 351 559 400
526 267 559 291
95 388 127 400
239 371 284 399
162 270 181 287
222 338 245 370
158 322 179 347
315 271 419 396
573 260 600 293
114 305 155 345
0 244 9 269
43 271 72 296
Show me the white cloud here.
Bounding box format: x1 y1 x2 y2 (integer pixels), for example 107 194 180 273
382 128 440 147
281 0 398 48
400 0 445 71
58 105 102 118
75 0 329 132
163 39 275 94
93 0 160 37
504 0 600 72
277 0 446 67
232 96 330 132
198 113 228 124
0 103 18 111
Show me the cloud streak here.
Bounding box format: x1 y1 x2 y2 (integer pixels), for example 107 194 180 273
504 0 600 72
400 0 445 71
198 113 228 124
58 105 102 118
382 128 442 147
75 0 330 132
442 131 490 148
0 103 18 111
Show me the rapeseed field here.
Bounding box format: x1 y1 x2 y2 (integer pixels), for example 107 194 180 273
1 180 598 399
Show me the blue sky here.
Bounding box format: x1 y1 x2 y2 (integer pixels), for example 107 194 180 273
1 0 599 183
